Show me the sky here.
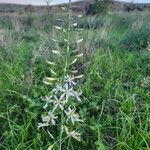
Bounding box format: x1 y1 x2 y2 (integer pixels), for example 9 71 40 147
116 0 150 3
0 0 150 5
0 0 81 6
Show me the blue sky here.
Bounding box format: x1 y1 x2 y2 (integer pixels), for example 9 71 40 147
0 0 150 5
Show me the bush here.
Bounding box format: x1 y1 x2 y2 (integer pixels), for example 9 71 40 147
0 16 13 29
22 30 40 42
77 16 104 29
120 26 150 51
123 4 145 12
19 14 35 30
85 0 110 15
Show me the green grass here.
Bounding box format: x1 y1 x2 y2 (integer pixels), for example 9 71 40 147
0 10 150 149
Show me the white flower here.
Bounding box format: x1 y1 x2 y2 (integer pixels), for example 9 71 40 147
70 130 81 141
39 112 58 127
52 95 66 111
65 106 84 125
52 85 63 94
60 84 74 101
55 83 82 102
41 96 53 109
141 76 150 87
65 75 76 87
64 126 81 141
73 90 82 102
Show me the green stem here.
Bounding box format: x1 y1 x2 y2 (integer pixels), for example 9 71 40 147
64 0 72 79
67 137 71 150
59 1 72 149
59 111 64 150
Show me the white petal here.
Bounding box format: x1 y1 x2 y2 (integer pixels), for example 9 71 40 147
70 58 77 65
52 50 61 56
59 104 64 110
45 77 57 81
75 53 83 58
71 117 75 125
77 39 83 44
60 93 65 100
43 81 52 85
46 60 56 65
51 119 56 125
77 15 83 18
50 69 57 75
51 38 59 42
42 116 50 122
43 103 48 109
54 26 63 30
73 23 77 27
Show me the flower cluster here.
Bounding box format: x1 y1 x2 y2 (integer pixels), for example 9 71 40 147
38 0 84 147
38 74 84 141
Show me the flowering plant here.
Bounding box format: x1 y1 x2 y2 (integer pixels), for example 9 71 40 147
38 0 84 149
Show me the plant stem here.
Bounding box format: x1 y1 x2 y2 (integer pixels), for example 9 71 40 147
59 111 64 150
67 137 71 150
64 0 72 79
59 1 72 149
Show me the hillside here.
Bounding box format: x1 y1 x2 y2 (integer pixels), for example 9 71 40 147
0 0 150 14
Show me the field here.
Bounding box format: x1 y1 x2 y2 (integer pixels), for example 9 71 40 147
0 7 150 150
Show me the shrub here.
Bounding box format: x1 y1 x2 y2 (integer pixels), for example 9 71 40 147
85 0 111 15
0 16 13 29
123 4 144 12
120 26 150 51
22 30 40 42
77 16 104 29
19 14 34 30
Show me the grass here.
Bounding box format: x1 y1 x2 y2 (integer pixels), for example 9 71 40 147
0 10 150 149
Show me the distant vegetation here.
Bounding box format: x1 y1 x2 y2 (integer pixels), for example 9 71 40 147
0 1 150 14
0 3 150 150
